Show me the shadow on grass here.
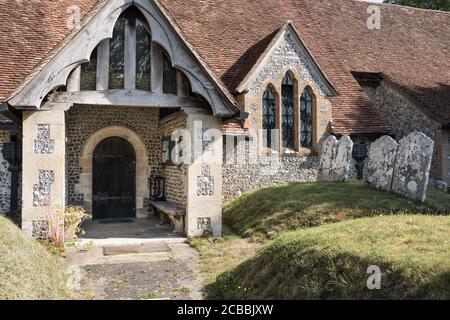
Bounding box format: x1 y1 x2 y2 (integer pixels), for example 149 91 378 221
223 181 450 238
205 243 450 300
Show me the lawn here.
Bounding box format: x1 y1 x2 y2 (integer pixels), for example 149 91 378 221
223 180 450 239
191 181 450 299
0 216 72 300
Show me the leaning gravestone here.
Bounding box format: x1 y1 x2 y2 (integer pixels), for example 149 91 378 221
391 132 434 202
319 135 353 182
319 135 337 182
366 135 398 192
334 136 354 182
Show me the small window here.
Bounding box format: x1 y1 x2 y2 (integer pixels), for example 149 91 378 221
109 16 125 89
162 136 183 165
262 86 276 149
135 17 151 90
80 47 97 91
281 73 295 150
300 88 314 148
163 52 177 94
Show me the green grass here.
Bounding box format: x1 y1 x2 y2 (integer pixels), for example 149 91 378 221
0 216 71 300
191 181 450 299
224 181 450 238
208 215 450 300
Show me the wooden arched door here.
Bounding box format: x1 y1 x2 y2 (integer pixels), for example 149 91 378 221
92 137 136 220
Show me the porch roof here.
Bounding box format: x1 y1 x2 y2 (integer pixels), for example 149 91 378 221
0 0 449 133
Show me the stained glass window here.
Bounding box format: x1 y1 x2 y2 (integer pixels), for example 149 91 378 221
300 88 314 148
135 17 151 90
163 52 177 94
281 74 295 150
262 86 276 149
80 47 97 91
109 16 125 89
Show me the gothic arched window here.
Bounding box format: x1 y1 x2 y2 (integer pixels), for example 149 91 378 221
109 15 125 89
262 86 276 149
300 88 314 148
135 16 151 90
80 47 97 91
163 52 177 94
281 73 295 150
108 8 152 90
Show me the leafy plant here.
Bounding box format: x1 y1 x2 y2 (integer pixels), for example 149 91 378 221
46 206 90 248
64 206 90 241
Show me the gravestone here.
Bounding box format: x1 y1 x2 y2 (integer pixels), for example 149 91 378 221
319 135 337 182
391 132 434 202
366 135 398 192
319 135 353 182
334 136 354 182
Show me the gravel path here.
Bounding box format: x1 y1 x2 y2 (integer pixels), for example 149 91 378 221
82 260 196 300
69 243 204 300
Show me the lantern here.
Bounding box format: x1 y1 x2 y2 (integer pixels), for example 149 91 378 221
150 176 166 202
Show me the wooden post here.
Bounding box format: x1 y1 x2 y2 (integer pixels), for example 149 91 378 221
151 43 163 94
96 39 110 91
124 18 136 90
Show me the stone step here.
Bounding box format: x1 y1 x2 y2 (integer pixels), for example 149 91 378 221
76 236 186 248
103 243 171 256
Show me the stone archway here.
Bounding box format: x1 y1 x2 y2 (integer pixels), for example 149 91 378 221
75 126 150 217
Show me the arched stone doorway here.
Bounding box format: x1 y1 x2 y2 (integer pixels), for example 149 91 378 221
92 137 136 220
75 126 150 218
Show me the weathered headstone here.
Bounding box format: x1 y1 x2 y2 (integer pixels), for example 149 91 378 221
334 135 354 182
319 135 353 182
391 132 434 202
366 135 398 192
319 135 337 182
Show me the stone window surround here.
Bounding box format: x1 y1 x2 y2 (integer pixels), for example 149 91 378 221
258 68 319 156
74 126 150 217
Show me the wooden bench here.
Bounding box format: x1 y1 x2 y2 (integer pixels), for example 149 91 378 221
149 201 185 234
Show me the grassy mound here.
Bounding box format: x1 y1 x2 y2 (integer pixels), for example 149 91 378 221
224 181 450 238
0 216 71 300
208 215 450 300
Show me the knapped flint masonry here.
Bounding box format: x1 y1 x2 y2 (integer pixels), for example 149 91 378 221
0 0 448 236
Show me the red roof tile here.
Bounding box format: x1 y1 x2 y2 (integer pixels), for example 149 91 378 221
0 0 449 133
0 0 102 102
158 0 450 133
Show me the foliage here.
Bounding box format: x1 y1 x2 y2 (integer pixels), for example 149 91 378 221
64 206 90 241
46 206 90 248
207 216 450 300
383 0 450 11
0 215 71 299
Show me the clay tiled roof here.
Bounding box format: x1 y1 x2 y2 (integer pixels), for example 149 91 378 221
1 0 449 133
0 0 102 103
158 0 450 133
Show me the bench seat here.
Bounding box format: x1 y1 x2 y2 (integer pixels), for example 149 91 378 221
148 201 185 234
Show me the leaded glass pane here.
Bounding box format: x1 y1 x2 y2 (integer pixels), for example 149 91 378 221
301 89 314 148
163 52 177 94
109 16 125 89
282 74 295 149
262 87 276 149
136 18 151 90
80 47 97 91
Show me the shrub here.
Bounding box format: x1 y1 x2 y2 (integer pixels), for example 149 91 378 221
46 206 90 248
64 206 90 241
